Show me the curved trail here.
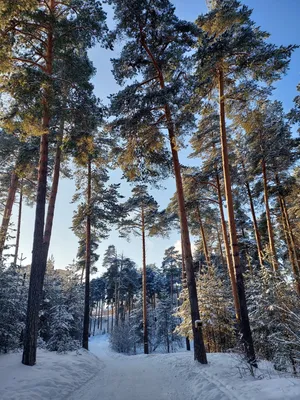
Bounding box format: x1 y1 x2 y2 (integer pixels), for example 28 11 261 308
67 337 232 400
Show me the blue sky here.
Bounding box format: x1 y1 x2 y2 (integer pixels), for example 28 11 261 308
10 0 300 274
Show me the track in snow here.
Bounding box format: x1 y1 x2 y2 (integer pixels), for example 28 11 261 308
67 336 232 400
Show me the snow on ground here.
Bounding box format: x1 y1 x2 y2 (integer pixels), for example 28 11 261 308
1 336 300 400
0 349 103 400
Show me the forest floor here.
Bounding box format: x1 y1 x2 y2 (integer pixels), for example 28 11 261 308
1 336 300 400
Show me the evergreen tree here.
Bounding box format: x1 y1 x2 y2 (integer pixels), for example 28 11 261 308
289 83 300 134
161 246 181 307
237 100 300 290
46 304 80 353
189 114 241 321
109 0 207 363
119 184 167 354
72 134 124 350
197 269 235 353
247 267 300 372
193 0 294 366
0 0 110 365
0 134 39 259
155 289 181 353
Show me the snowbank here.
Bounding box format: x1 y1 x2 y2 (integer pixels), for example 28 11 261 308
0 349 103 400
178 352 300 400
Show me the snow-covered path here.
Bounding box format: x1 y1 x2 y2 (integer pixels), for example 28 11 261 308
2 336 300 399
67 336 234 400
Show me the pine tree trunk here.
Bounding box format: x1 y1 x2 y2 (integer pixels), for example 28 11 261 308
127 295 130 320
170 272 173 307
114 278 118 327
275 174 300 292
22 1 54 365
262 160 278 272
100 300 103 331
215 170 240 321
14 181 23 266
97 300 101 329
80 266 85 284
282 198 300 294
22 133 49 366
186 336 191 351
240 158 264 269
218 67 256 366
140 31 206 363
141 203 149 354
278 195 300 294
82 159 91 350
111 303 114 332
89 310 93 336
93 302 99 336
42 113 64 263
278 196 296 275
166 104 207 363
196 205 211 269
282 197 299 273
181 238 190 352
107 306 109 333
216 226 225 270
244 180 264 269
0 171 19 259
166 322 170 354
176 284 179 307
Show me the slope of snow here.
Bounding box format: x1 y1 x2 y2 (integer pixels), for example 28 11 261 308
1 336 300 400
0 349 103 400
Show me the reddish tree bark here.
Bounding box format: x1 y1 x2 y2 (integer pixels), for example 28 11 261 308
181 239 191 352
43 114 64 262
83 158 92 350
22 0 55 366
218 67 256 366
245 179 264 269
139 29 207 364
13 181 23 266
215 170 240 321
196 205 212 269
141 202 149 354
262 160 278 272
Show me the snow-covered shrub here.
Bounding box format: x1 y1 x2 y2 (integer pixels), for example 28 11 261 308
155 291 182 353
37 336 46 349
128 297 156 353
247 267 300 373
62 276 84 342
0 263 27 353
46 305 80 352
40 267 84 352
109 321 135 354
177 269 235 353
197 270 236 352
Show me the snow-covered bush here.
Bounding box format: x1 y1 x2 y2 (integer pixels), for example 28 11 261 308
0 263 27 353
177 269 235 353
128 297 156 353
247 266 300 373
46 305 80 352
40 267 84 352
109 321 135 354
155 291 182 353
